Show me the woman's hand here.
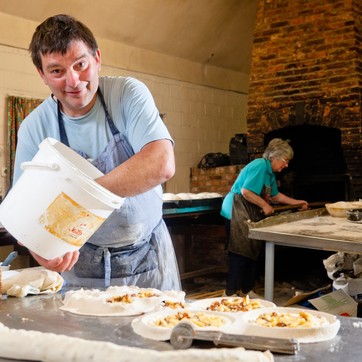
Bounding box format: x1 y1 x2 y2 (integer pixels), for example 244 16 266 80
262 203 275 216
271 193 309 211
242 188 275 215
294 200 309 210
29 250 80 273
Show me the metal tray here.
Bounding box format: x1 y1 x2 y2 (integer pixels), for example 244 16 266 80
163 197 223 209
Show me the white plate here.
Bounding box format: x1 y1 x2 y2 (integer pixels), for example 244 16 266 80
188 297 275 314
238 307 340 343
131 309 236 341
60 286 185 317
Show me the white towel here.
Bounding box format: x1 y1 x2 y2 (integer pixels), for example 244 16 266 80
1 267 63 297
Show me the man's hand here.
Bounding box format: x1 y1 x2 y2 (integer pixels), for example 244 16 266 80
29 250 80 272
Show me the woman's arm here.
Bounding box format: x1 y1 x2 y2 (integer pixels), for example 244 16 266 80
271 192 309 210
242 188 275 215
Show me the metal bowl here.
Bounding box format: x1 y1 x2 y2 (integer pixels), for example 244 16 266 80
346 208 362 222
325 201 362 218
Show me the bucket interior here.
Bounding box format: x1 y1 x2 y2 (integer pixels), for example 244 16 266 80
46 138 103 179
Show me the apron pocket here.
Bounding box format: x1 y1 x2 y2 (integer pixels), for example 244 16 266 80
111 240 158 278
74 240 158 279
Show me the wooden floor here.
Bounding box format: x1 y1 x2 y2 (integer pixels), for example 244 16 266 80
183 250 333 305
187 289 225 300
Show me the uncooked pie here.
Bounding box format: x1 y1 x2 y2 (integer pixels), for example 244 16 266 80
239 307 341 343
106 291 160 304
60 286 185 316
131 308 235 341
189 297 275 314
254 310 329 328
153 310 225 328
206 296 262 312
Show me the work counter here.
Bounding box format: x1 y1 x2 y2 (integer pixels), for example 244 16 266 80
248 209 362 301
1 291 362 361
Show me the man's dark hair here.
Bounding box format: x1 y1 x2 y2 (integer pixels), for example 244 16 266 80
29 14 98 71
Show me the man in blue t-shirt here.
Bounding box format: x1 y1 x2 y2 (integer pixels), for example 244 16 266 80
11 14 181 290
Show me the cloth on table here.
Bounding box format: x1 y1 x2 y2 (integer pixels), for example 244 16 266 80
323 252 362 280
1 267 63 297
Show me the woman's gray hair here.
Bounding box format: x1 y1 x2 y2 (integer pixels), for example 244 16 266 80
263 138 294 160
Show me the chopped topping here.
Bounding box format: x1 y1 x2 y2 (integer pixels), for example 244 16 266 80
106 291 159 304
162 300 185 309
207 296 262 312
254 311 328 328
153 311 225 328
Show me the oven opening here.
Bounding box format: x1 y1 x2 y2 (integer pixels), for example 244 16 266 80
265 125 350 202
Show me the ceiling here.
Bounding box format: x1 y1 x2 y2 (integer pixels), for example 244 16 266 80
0 0 257 75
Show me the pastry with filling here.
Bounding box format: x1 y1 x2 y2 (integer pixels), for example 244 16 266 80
106 291 159 304
161 300 185 309
254 311 329 328
207 296 261 313
153 311 225 328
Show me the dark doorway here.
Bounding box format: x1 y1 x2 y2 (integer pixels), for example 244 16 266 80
265 125 349 202
264 125 348 289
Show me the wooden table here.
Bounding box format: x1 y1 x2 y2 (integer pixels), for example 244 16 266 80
248 209 362 301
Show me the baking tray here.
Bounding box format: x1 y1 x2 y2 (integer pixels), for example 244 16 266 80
162 197 223 209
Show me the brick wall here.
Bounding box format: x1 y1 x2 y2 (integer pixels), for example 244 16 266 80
190 165 244 194
246 0 362 199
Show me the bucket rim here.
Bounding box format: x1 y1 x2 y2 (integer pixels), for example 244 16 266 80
72 171 124 207
41 137 102 175
40 137 124 207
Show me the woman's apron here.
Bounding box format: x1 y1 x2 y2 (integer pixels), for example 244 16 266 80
228 194 265 261
59 89 181 291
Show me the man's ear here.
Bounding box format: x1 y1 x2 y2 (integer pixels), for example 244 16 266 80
36 67 48 85
95 49 101 72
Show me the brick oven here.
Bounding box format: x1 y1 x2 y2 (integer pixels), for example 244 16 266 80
246 0 362 201
186 0 362 286
265 124 349 202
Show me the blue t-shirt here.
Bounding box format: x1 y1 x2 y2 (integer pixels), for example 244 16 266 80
13 76 172 184
220 158 279 220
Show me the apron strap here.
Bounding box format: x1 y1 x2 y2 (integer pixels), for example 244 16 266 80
103 248 112 288
57 88 121 147
57 99 70 146
97 88 120 136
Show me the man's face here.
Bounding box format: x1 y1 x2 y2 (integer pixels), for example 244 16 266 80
37 40 101 117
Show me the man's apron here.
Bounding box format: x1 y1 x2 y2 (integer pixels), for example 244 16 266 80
59 89 181 290
228 194 265 261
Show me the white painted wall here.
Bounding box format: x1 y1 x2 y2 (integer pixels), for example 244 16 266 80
0 13 248 196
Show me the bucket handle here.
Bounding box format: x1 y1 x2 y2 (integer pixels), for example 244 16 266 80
21 161 60 171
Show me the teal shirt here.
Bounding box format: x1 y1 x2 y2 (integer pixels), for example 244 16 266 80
220 158 279 220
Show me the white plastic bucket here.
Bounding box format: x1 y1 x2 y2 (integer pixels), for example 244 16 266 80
0 138 124 260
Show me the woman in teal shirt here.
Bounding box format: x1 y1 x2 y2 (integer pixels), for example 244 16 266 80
221 138 308 296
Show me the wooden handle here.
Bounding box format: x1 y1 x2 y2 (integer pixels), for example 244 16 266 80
272 201 327 212
272 204 304 212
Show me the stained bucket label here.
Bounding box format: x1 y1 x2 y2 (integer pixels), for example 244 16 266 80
39 192 105 247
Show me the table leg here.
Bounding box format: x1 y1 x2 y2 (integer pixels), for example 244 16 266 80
264 241 275 301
